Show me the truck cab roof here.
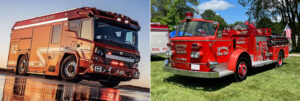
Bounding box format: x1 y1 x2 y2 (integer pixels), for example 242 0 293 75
12 7 140 30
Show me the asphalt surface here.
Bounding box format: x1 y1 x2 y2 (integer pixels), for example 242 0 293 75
0 72 150 101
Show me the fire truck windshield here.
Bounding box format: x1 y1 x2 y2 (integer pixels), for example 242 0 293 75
94 22 138 50
176 21 216 37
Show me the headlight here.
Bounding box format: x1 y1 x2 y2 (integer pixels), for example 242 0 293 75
207 62 218 68
132 63 139 68
191 51 203 58
191 51 200 58
135 56 140 63
95 47 104 57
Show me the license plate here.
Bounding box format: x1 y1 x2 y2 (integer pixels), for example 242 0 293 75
94 66 102 72
191 64 200 70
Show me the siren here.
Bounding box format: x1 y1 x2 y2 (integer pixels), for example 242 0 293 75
185 12 194 20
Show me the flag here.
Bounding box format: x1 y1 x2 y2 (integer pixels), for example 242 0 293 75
284 24 291 39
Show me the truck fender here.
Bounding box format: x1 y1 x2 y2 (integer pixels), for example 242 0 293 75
227 49 250 72
58 51 80 69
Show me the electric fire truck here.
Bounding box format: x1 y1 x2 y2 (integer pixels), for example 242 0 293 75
151 22 169 55
7 7 141 87
164 13 289 81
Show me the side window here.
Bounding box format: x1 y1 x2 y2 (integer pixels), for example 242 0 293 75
51 25 62 44
69 19 80 36
80 19 93 40
125 32 133 44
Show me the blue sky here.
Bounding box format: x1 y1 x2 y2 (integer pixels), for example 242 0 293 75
196 0 249 24
0 0 150 87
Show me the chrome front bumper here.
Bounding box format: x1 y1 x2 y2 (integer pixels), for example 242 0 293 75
163 66 234 78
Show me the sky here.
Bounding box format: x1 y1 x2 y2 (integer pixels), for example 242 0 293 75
196 0 249 24
0 0 150 88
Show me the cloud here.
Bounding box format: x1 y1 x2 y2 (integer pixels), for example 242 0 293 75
197 0 235 12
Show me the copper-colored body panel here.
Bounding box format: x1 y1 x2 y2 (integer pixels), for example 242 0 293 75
7 7 140 80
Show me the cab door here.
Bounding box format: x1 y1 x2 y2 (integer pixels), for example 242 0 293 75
77 18 93 67
46 22 63 75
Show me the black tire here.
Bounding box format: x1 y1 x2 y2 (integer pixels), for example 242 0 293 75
276 51 284 67
234 57 249 82
60 55 82 82
99 81 120 87
17 56 28 75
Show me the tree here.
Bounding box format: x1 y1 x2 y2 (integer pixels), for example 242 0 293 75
238 0 300 51
228 21 244 28
257 17 285 34
257 17 273 29
200 9 227 30
151 0 199 31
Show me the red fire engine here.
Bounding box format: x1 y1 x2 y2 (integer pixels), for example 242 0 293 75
7 7 141 87
164 13 289 81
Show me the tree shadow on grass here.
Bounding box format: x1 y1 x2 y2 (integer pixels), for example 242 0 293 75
248 63 285 76
164 62 286 91
164 75 232 91
151 55 166 61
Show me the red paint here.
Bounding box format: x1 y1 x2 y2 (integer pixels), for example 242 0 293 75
238 61 247 77
151 23 169 31
169 18 289 75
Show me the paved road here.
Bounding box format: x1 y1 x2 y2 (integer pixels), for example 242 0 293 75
0 73 150 101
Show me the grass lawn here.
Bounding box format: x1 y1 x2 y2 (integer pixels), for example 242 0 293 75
151 56 300 101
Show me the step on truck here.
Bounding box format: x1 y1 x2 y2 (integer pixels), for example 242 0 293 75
164 13 289 81
7 7 141 87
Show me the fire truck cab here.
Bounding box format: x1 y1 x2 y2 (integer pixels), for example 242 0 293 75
7 7 141 87
164 13 289 81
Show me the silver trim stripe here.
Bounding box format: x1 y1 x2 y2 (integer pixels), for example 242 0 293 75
106 54 135 63
14 18 68 30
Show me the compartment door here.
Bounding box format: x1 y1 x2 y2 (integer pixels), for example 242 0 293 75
28 25 51 73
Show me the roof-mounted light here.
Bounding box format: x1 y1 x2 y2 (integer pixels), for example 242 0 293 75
125 20 129 24
185 12 194 20
117 18 121 22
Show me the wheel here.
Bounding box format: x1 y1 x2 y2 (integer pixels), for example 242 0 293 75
234 57 249 82
60 55 82 82
276 51 283 67
17 56 28 75
99 80 120 87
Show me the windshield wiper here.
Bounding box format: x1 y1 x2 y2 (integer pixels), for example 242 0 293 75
100 39 123 47
100 39 136 50
118 42 136 50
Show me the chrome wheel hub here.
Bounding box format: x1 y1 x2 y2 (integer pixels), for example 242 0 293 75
64 61 77 77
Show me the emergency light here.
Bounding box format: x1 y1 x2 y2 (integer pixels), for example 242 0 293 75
185 12 194 20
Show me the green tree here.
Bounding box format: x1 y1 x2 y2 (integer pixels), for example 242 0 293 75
151 0 199 31
200 9 227 30
238 0 300 51
256 17 285 34
228 21 244 28
257 17 273 29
